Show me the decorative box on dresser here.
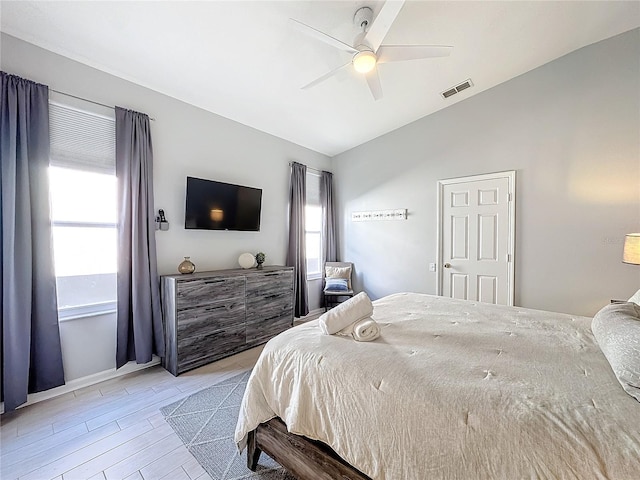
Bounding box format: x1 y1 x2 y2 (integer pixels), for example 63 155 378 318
161 266 294 376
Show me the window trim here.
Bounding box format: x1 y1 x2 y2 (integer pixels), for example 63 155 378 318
58 300 117 322
307 271 322 281
53 220 117 229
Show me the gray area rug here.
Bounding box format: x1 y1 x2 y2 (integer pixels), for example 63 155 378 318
161 370 295 480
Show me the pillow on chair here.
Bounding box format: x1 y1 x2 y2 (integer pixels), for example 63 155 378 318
325 265 352 289
325 278 349 292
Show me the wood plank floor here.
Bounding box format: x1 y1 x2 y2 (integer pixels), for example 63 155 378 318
0 346 265 480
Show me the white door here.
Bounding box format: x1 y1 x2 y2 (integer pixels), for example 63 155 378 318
437 171 515 305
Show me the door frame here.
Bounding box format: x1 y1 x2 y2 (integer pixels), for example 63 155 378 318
436 170 516 305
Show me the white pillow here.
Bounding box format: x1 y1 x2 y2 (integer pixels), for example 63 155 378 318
591 302 640 402
629 288 640 305
325 265 352 290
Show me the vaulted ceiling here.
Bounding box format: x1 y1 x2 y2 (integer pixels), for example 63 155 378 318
2 1 639 156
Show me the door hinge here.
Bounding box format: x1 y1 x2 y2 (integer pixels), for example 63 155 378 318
507 254 512 262
508 193 513 202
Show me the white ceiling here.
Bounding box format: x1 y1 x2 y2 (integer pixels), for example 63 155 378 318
2 1 639 156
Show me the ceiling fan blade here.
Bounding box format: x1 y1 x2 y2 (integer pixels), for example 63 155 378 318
302 62 352 90
365 67 383 101
377 45 453 64
290 18 358 54
363 0 406 53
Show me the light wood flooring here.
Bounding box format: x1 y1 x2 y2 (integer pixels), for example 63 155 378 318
0 346 265 480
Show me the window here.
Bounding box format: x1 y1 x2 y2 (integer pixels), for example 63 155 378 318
305 171 322 278
49 100 117 320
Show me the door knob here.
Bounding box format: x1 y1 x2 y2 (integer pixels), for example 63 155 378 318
443 263 451 268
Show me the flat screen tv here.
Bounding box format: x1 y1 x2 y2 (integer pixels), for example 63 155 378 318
184 176 262 231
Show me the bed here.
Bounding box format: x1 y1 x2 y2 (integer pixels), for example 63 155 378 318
235 293 640 479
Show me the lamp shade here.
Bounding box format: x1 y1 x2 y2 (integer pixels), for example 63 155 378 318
623 233 640 265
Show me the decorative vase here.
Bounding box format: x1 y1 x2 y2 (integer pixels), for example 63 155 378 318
255 252 265 269
238 253 255 269
178 256 196 274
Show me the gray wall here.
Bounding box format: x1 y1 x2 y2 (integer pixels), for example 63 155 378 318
1 33 330 381
1 35 331 274
333 29 640 317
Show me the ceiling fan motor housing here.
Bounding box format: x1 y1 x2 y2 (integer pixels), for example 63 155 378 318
353 6 374 31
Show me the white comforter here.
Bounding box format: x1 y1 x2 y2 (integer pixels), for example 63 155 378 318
235 293 640 479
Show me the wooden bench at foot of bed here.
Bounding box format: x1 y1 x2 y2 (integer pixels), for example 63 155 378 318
247 417 372 480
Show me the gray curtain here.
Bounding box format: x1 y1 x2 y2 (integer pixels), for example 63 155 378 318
115 107 164 369
286 162 309 317
1 72 65 411
320 170 337 263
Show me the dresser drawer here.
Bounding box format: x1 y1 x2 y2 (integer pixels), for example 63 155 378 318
177 325 246 374
246 270 293 297
177 300 245 338
176 276 245 308
246 312 292 346
246 292 293 323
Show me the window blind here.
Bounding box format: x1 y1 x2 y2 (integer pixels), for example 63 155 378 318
306 171 321 206
49 102 115 174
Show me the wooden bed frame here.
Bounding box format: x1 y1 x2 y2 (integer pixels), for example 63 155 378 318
247 417 371 480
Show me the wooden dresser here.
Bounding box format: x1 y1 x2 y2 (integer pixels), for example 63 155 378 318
161 266 294 375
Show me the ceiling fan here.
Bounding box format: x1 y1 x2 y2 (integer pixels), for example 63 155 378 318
291 0 453 101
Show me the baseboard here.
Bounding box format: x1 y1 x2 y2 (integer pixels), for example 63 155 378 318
1 356 161 414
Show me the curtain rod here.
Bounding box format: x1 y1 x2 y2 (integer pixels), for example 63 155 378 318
50 88 156 121
289 162 325 174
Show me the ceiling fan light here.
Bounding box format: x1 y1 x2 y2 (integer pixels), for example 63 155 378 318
353 51 377 73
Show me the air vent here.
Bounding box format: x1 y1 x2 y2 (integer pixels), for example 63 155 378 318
442 88 457 98
441 79 474 99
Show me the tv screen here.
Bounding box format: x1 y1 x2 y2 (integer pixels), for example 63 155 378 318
184 176 262 231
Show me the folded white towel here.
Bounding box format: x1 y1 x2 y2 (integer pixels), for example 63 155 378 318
319 292 373 335
352 318 380 342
